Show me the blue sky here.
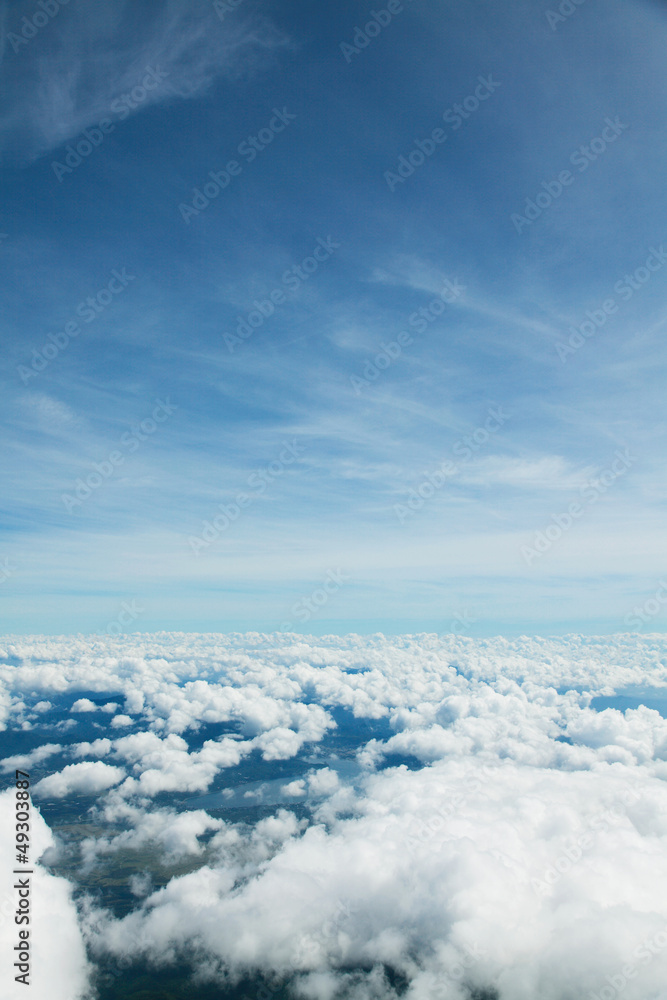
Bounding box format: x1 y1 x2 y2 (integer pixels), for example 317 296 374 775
1 0 666 636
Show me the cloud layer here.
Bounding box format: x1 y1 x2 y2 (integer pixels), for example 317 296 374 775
1 633 667 998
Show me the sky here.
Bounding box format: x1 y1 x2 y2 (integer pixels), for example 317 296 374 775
1 0 667 636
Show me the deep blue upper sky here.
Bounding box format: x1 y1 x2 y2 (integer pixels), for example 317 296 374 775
1 0 666 635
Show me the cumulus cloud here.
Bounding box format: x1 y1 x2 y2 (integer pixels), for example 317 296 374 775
255 726 309 760
81 801 225 865
2 633 667 999
282 778 307 797
33 760 126 798
0 742 62 773
110 714 133 728
71 698 98 713
111 730 251 796
307 767 340 797
84 758 667 1000
71 738 113 758
251 809 303 847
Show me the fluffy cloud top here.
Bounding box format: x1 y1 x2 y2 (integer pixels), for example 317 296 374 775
0 743 62 773
85 758 667 1000
1 632 667 1000
111 730 251 796
33 760 126 798
70 699 98 713
0 790 90 999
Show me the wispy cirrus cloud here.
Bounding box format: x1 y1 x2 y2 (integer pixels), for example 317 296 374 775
0 0 291 163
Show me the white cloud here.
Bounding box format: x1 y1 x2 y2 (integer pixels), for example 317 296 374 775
71 738 113 758
33 761 126 798
84 759 667 1000
282 779 307 797
0 743 62 773
82 802 224 864
110 714 133 728
251 809 303 848
71 698 98 713
2 634 667 999
307 767 340 797
112 731 251 796
0 790 91 999
254 726 307 760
